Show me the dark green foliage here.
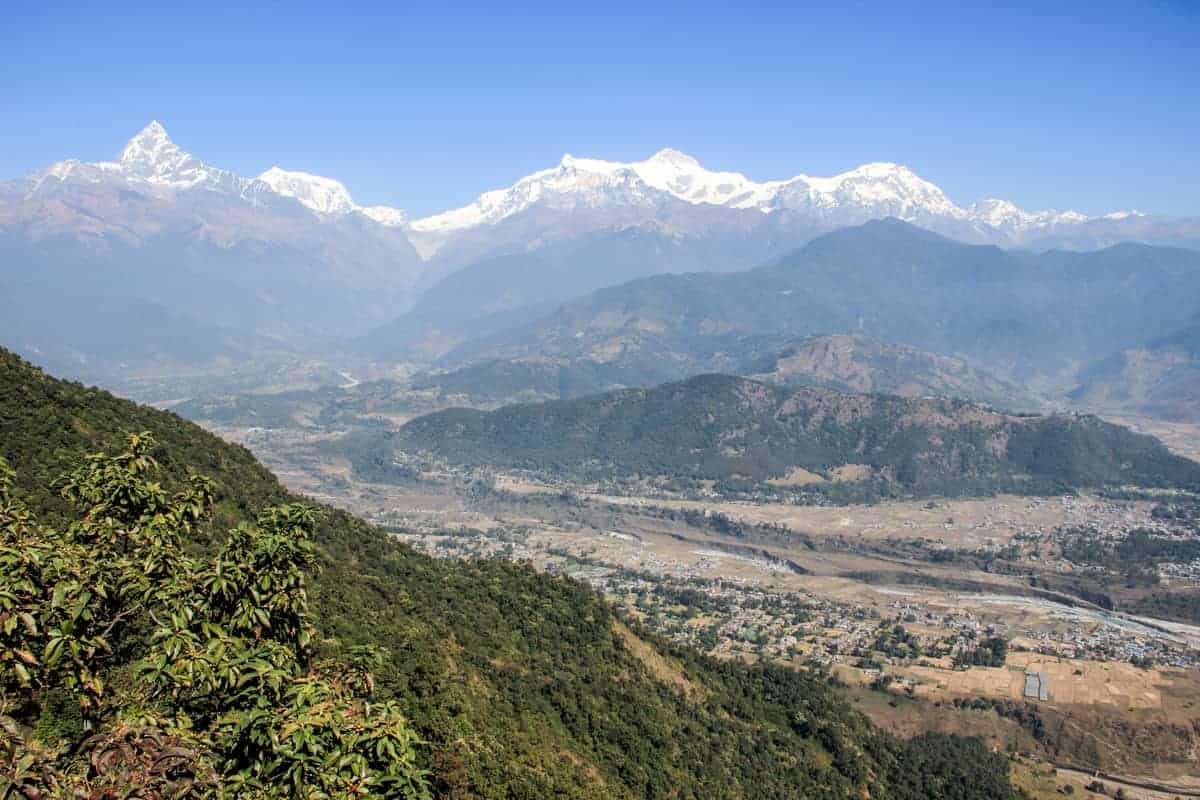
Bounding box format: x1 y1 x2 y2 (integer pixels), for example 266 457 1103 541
0 346 1026 799
1061 528 1200 569
1151 497 1200 524
1124 590 1200 624
885 733 1021 800
1004 419 1200 490
873 625 922 660
1 435 428 799
954 636 1009 668
385 374 1200 499
0 347 282 527
410 359 659 403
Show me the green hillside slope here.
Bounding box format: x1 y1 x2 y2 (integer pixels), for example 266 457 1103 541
0 347 1023 798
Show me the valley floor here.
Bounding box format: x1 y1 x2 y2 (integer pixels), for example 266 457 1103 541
200 421 1200 785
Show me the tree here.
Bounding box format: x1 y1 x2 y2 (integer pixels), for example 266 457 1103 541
0 434 429 799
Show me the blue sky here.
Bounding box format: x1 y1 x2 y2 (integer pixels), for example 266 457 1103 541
3 0 1198 217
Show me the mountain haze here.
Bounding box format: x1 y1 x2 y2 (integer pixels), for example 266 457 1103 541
6 122 1200 377
1071 319 1200 421
355 226 765 359
0 122 428 351
443 219 1200 386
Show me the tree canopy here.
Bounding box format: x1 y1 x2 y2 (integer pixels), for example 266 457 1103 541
1 434 428 799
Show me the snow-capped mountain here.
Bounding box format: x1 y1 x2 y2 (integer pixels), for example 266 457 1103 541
1 122 428 351
118 121 239 191
406 148 1115 256
2 120 1198 373
410 149 982 233
20 121 412 229
256 166 358 215
255 166 409 225
10 120 1192 259
26 121 248 197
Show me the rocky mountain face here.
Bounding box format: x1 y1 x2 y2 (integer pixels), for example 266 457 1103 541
745 334 1042 411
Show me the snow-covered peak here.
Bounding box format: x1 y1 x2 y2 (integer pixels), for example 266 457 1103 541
410 155 654 235
256 166 357 215
360 205 409 226
968 198 1092 230
120 120 171 158
410 151 995 236
633 149 772 209
119 121 207 185
12 122 1142 253
108 120 252 195
15 122 414 226
969 198 1032 227
645 148 702 169
251 166 409 224
784 162 961 218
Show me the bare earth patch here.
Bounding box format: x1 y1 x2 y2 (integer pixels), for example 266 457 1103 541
612 619 706 700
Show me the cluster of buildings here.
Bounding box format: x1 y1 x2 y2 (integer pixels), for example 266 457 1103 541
386 494 1200 676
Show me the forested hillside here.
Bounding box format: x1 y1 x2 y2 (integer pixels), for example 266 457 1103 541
0 346 1024 798
389 374 1200 498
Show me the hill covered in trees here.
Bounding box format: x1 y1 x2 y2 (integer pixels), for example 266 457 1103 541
389 374 1200 498
0 346 1025 798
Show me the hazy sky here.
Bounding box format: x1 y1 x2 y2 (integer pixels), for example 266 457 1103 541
3 0 1198 217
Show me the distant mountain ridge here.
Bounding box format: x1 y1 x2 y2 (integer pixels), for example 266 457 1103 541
0 122 431 365
353 226 762 359
402 333 1040 414
441 220 1200 386
405 149 1144 256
